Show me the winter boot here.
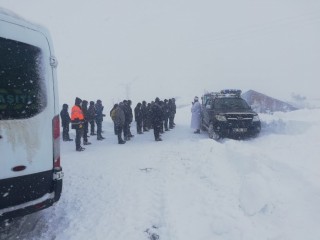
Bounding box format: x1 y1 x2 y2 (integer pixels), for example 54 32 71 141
76 147 85 151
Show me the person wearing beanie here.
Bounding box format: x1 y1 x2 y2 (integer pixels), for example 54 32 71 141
71 97 85 151
191 96 201 134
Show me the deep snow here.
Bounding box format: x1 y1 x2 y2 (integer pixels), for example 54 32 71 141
1 105 320 240
1 1 320 239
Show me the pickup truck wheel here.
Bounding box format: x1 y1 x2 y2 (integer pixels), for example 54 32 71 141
208 123 220 140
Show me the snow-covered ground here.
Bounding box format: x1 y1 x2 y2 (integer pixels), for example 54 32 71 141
1 1 320 239
1 106 320 240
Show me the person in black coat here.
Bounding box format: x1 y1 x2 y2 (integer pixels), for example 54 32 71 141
81 100 91 145
151 98 163 141
60 103 73 141
95 99 105 140
134 102 143 134
163 99 170 131
87 101 96 135
141 100 149 132
123 100 134 140
127 100 134 138
146 102 153 130
168 98 176 129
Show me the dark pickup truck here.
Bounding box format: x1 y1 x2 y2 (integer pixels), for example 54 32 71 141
201 90 261 140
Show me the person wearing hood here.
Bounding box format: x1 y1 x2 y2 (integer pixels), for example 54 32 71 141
60 103 73 141
71 97 85 151
191 96 201 134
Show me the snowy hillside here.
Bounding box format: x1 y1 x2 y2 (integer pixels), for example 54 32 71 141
1 106 320 240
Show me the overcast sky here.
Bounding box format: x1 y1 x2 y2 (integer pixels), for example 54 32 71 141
1 0 320 105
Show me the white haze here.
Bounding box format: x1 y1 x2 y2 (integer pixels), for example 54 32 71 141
1 0 320 107
1 2 320 240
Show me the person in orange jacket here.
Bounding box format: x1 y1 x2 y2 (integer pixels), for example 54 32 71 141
71 97 85 151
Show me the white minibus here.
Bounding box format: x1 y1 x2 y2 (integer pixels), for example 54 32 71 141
0 9 63 222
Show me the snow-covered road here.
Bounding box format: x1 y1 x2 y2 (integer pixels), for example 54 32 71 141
2 107 320 240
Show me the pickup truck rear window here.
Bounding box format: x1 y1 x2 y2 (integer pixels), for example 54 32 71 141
0 37 47 120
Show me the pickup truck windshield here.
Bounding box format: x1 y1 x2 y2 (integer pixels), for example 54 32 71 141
213 98 250 110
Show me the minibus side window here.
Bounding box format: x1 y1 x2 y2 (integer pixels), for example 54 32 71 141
0 37 47 120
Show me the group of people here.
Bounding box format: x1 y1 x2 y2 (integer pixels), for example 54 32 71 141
60 97 177 151
60 97 106 151
110 97 177 144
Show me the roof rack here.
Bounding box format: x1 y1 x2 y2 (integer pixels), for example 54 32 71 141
202 90 242 104
220 89 242 96
209 89 242 98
